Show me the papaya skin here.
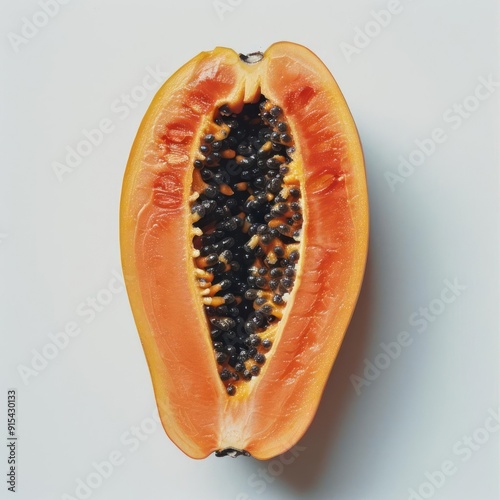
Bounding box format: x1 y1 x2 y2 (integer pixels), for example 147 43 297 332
120 42 368 460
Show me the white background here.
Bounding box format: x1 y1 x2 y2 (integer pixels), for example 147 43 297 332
1 1 498 499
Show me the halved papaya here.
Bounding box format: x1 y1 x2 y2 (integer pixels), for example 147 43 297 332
120 41 368 460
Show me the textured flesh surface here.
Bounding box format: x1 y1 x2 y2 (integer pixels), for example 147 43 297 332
120 42 369 459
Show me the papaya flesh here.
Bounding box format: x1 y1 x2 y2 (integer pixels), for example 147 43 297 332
120 42 368 460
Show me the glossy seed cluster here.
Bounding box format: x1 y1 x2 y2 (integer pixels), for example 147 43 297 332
191 98 303 396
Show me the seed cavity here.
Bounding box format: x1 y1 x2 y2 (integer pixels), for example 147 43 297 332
191 96 303 396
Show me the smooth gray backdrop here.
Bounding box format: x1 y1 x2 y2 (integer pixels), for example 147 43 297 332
1 1 498 499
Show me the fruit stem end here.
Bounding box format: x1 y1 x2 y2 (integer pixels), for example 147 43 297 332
215 448 251 458
239 52 264 64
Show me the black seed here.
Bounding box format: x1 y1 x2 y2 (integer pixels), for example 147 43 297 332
284 267 295 277
245 289 259 300
192 204 206 218
262 339 272 349
215 206 228 219
269 279 279 291
205 306 217 316
289 250 300 262
201 201 216 216
216 306 229 316
266 157 279 169
221 237 235 248
210 328 222 339
214 172 226 184
201 234 216 245
225 199 238 213
245 321 257 334
220 369 231 381
255 277 267 289
243 370 253 380
260 305 273 316
270 106 282 117
254 297 267 306
224 218 238 231
226 331 237 343
210 318 236 331
262 111 272 121
206 253 218 266
270 131 281 142
277 224 290 235
213 341 224 352
248 347 257 357
235 362 245 373
250 365 260 376
252 311 264 324
273 294 283 305
205 153 220 166
270 268 284 278
274 246 285 258
261 234 272 244
220 250 233 262
248 223 259 237
201 169 214 181
220 104 232 116
213 261 226 274
237 144 251 156
277 122 287 132
254 353 266 364
226 345 236 356
267 178 282 193
254 176 266 189
227 384 236 396
255 192 267 204
248 334 261 347
224 293 235 304
277 203 289 214
228 307 240 317
204 184 218 198
216 352 227 364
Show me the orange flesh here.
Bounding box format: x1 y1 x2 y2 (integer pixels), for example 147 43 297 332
120 42 368 459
